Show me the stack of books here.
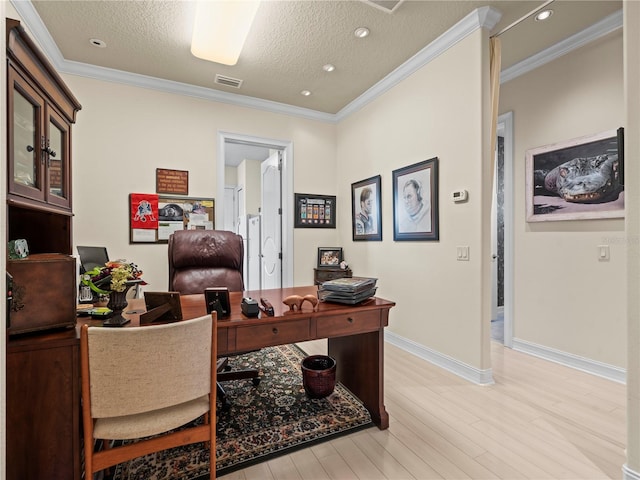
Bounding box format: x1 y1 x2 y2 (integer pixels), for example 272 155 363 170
318 277 378 304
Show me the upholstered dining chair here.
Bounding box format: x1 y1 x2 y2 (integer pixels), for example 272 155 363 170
168 229 261 409
81 314 216 479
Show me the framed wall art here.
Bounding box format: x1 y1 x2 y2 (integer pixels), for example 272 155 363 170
525 128 624 222
392 157 439 241
294 193 336 228
351 175 382 241
129 194 215 243
317 247 343 269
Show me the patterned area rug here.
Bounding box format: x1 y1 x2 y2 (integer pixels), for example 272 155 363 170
107 344 372 480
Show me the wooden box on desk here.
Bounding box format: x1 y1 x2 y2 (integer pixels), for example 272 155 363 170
7 253 77 335
314 267 353 285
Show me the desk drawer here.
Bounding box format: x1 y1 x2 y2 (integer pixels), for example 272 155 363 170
235 318 311 351
316 311 381 338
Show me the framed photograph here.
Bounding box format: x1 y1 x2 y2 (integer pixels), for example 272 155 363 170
352 175 382 241
317 247 343 269
204 287 231 319
392 157 439 241
526 128 624 222
294 193 336 228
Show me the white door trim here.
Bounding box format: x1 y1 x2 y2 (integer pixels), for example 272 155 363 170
217 131 294 288
497 111 514 348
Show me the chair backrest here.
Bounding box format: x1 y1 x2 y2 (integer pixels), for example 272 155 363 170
168 230 245 294
84 315 213 418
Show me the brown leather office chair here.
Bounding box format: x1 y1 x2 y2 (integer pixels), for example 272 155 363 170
168 229 260 409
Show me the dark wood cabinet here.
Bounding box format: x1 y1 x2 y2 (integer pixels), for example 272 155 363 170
6 331 80 480
5 18 82 480
7 18 79 216
313 267 353 285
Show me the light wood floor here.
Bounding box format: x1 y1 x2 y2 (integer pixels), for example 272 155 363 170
219 340 626 480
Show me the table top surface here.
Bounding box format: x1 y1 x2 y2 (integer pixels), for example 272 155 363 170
78 285 395 330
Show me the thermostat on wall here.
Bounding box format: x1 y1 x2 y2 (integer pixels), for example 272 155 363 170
452 190 468 202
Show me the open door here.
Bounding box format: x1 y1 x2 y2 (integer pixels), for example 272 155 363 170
260 151 282 289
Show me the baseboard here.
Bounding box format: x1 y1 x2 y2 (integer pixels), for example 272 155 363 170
385 331 494 385
512 338 626 384
624 464 640 480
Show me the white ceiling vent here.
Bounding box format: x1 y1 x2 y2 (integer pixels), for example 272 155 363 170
215 74 243 88
361 0 404 14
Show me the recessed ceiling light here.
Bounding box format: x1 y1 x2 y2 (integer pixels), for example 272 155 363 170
535 9 553 21
301 90 312 96
89 38 107 48
354 27 370 38
322 64 336 72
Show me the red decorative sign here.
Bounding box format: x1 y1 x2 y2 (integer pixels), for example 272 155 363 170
130 193 159 229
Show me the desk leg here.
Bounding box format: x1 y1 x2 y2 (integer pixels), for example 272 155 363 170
328 329 389 430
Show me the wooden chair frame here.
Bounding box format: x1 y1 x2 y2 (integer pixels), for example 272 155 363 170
80 314 217 479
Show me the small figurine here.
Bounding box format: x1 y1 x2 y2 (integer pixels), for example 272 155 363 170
340 260 349 270
283 294 319 312
283 295 304 311
303 294 319 311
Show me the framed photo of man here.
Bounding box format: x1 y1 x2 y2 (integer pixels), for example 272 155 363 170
351 175 382 241
392 158 439 241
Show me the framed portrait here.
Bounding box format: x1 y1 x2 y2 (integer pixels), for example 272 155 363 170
317 247 343 269
294 193 336 228
392 157 439 241
351 175 382 241
525 128 624 222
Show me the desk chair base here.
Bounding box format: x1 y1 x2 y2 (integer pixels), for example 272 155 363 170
216 358 260 410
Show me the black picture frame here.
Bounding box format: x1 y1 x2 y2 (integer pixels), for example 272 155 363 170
204 287 231 319
351 175 382 241
294 193 336 228
525 128 624 222
392 157 439 241
317 247 343 269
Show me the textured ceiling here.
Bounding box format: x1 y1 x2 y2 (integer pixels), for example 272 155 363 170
22 0 622 116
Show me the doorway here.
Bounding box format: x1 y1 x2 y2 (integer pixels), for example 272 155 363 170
217 131 294 289
492 111 513 347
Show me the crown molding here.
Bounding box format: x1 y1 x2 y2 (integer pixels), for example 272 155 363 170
335 6 502 121
10 1 621 124
501 9 623 84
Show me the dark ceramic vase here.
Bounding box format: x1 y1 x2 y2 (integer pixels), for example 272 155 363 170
107 286 131 314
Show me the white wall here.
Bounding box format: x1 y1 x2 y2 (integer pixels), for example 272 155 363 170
337 29 492 371
64 75 338 292
500 31 626 368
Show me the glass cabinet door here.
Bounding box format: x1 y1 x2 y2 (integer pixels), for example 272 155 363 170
9 67 45 202
46 108 71 209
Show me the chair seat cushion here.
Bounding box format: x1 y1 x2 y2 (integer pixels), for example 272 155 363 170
93 395 210 440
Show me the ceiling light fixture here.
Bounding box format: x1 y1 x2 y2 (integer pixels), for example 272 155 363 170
354 27 370 38
535 9 553 21
191 1 260 66
300 90 312 96
322 64 336 72
89 38 106 48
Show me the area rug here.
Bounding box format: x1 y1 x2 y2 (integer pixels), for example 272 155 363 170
106 344 372 480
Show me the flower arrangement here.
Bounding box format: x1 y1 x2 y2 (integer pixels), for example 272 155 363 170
81 260 145 294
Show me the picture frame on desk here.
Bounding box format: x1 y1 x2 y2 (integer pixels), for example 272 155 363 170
317 247 343 269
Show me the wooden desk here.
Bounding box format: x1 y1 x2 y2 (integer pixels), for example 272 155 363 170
121 286 395 429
